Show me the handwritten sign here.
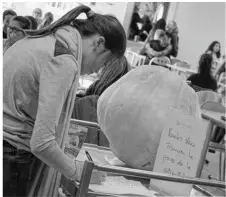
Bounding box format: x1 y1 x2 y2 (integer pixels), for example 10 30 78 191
151 108 207 196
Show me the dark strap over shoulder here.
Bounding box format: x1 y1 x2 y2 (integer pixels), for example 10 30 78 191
54 40 73 57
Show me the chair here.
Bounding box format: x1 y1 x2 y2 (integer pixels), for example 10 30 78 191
201 101 226 181
175 62 192 80
170 58 181 65
178 72 190 81
201 101 225 113
189 84 210 92
125 50 146 69
149 56 171 67
197 90 221 106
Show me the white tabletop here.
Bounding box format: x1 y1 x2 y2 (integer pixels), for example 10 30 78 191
165 64 197 74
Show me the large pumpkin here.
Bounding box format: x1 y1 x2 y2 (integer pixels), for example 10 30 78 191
97 65 201 171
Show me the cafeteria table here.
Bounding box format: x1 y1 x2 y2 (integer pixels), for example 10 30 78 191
127 40 144 53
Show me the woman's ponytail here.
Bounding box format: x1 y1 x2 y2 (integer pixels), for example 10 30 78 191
25 5 91 37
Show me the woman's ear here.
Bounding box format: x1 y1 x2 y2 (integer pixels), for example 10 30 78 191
96 36 105 47
93 36 106 54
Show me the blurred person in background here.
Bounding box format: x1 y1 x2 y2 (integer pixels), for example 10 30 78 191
3 9 17 39
206 41 222 73
32 8 43 26
187 53 217 91
25 15 38 30
206 41 222 60
129 5 141 40
141 29 172 64
140 19 179 59
139 15 152 42
143 18 166 44
3 16 31 53
165 21 179 58
38 12 54 29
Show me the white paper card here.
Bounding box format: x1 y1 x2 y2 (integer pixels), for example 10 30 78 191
151 108 207 196
90 176 158 196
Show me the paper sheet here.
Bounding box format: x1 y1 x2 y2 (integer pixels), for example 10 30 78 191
89 176 159 196
104 155 127 167
151 108 207 196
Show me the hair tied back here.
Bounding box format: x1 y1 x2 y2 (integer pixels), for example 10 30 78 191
86 10 95 18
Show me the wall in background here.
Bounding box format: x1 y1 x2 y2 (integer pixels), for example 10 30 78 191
122 2 135 37
167 2 225 69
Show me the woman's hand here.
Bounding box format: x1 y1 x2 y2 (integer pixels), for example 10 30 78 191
75 161 106 184
58 187 67 197
143 31 148 36
58 164 107 197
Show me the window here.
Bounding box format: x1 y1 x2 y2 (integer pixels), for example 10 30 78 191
156 4 164 21
63 3 67 10
57 2 62 8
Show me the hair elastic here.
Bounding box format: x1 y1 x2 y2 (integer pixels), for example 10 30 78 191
87 10 95 18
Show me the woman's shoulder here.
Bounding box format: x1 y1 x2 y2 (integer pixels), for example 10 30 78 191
54 26 82 62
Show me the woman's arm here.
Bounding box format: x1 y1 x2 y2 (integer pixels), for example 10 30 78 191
30 55 80 179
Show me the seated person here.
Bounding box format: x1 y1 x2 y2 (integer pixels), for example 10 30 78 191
3 16 31 53
3 9 17 39
140 29 172 64
165 21 179 58
72 56 131 147
143 18 166 43
25 15 38 30
129 6 141 40
38 12 54 29
205 41 223 74
139 15 152 42
149 30 170 53
187 53 218 91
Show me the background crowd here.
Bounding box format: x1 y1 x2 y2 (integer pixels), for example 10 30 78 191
3 8 54 53
128 6 225 102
